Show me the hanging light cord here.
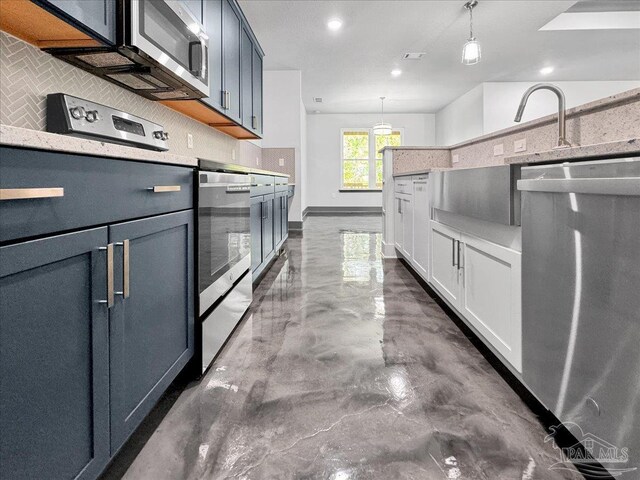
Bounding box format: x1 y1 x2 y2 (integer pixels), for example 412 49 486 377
469 6 473 39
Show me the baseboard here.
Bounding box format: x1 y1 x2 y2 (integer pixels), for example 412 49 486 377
305 206 382 216
289 221 304 231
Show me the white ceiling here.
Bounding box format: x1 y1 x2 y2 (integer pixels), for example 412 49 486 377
239 0 640 114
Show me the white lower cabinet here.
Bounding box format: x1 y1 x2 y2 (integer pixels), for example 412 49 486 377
429 220 522 372
430 221 462 306
401 195 413 259
394 195 403 252
411 176 429 280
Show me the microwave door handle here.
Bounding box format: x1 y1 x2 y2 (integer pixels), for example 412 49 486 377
189 40 205 77
199 35 207 80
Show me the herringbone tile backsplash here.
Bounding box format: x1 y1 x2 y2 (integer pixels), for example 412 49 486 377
0 31 248 163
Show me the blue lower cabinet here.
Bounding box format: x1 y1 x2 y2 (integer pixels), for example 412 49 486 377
0 227 110 480
273 193 283 247
109 210 194 454
261 194 275 264
250 196 263 273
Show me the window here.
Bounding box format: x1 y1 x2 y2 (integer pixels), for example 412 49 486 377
341 129 402 190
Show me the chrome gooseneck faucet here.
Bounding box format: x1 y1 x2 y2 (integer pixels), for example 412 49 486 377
514 83 571 149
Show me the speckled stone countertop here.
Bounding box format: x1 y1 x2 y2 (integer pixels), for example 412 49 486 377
1 124 198 167
505 138 639 165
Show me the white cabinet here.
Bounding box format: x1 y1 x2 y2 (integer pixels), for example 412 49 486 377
430 221 462 306
429 220 522 371
459 234 522 372
394 178 413 258
401 195 413 259
394 196 403 252
411 176 429 280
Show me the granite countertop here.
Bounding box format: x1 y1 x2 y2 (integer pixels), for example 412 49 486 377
1 124 198 167
504 138 639 165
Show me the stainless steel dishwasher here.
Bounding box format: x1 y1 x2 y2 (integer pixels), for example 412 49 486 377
519 157 640 470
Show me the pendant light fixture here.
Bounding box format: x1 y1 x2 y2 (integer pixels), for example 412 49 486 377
462 0 481 65
373 97 392 136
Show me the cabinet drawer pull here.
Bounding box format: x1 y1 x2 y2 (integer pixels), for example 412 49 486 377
0 187 64 200
98 244 115 308
148 185 181 193
452 238 456 267
115 240 130 298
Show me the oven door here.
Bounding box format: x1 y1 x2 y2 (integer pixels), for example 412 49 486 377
198 172 251 315
130 0 209 96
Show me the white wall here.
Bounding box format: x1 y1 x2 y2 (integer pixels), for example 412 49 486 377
483 81 640 134
306 113 436 208
262 70 304 222
435 84 484 146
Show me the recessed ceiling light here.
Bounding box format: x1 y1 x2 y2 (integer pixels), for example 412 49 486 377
327 18 342 31
540 66 554 75
391 69 402 77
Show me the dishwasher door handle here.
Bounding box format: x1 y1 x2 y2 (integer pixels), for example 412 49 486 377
517 177 640 196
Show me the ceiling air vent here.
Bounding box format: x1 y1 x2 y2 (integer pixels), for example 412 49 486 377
403 52 426 60
313 97 323 103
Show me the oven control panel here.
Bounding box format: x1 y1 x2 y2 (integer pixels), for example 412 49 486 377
46 93 169 151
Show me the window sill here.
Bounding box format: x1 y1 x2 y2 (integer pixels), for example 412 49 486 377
339 189 383 193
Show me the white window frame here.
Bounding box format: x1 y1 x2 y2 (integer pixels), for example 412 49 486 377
340 128 404 191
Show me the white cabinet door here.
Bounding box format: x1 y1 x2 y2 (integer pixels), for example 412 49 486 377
394 196 403 252
459 233 522 372
429 221 461 307
412 178 429 280
402 197 413 260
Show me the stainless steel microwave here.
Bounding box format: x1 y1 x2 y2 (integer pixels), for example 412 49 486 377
48 0 210 101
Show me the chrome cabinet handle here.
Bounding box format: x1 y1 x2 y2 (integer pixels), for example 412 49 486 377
98 244 115 308
0 187 64 201
148 185 181 193
223 91 231 110
252 115 257 130
452 238 456 267
115 240 130 298
457 240 463 270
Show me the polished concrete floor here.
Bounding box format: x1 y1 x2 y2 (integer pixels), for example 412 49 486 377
105 216 582 480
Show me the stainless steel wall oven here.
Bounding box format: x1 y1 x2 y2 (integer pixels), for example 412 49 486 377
198 169 252 373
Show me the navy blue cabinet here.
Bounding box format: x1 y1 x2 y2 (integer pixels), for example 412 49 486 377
261 193 275 265
273 192 283 248
203 0 224 111
251 46 263 136
250 177 289 281
241 25 254 130
109 210 194 453
0 228 110 480
222 0 242 123
250 196 263 273
0 149 194 480
37 0 116 44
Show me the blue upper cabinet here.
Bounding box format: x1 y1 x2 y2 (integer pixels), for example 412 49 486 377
109 210 194 454
35 0 116 44
0 227 110 480
203 0 224 111
222 0 242 124
241 25 254 130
